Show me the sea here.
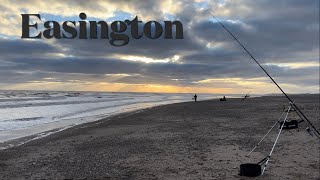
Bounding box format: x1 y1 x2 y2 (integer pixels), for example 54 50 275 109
0 90 242 149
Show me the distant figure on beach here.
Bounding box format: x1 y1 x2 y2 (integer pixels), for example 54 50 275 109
194 94 197 102
220 96 226 101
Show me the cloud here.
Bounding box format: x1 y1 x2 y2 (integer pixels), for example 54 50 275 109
0 0 318 93
0 38 59 57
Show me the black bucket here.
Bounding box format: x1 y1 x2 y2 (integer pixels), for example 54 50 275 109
279 120 298 129
239 163 261 177
239 157 268 177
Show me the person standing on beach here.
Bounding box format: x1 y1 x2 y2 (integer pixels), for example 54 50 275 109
194 94 197 102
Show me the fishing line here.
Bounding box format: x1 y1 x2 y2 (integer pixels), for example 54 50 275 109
172 66 197 98
246 110 286 157
261 105 291 175
176 79 194 96
206 10 320 137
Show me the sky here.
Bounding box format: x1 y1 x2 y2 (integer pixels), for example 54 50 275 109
0 0 319 94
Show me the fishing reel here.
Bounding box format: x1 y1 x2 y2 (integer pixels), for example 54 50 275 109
306 127 320 140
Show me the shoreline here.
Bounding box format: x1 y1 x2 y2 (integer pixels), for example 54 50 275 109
0 94 319 179
0 95 254 150
0 100 186 150
0 93 209 148
0 93 301 150
0 92 253 150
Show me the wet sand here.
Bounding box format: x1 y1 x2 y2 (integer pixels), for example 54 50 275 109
0 94 319 179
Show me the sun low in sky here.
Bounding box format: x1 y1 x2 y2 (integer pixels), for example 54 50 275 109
0 0 319 94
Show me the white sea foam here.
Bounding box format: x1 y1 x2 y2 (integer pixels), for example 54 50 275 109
0 90 217 147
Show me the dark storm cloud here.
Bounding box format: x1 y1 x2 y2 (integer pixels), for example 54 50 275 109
191 17 318 63
1 51 317 88
51 37 202 60
0 0 318 92
47 20 205 59
0 39 59 57
44 0 318 64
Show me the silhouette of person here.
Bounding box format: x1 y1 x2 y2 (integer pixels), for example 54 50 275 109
194 94 197 102
220 96 226 101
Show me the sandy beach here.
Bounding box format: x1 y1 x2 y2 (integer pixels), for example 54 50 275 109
0 94 319 179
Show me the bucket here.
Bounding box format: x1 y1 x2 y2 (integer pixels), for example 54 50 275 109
239 157 268 177
279 120 298 129
239 163 261 177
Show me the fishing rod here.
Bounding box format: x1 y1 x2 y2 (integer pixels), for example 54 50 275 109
207 10 320 137
173 67 199 99
241 90 251 101
174 79 194 96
